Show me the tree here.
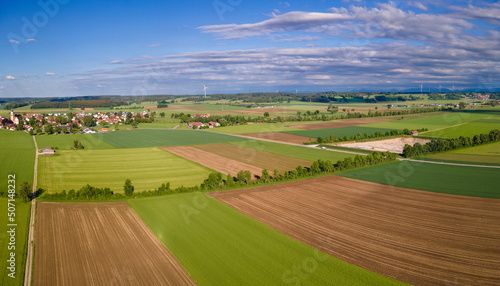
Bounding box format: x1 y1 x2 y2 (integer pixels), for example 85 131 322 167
124 179 134 196
73 140 79 149
459 102 467 109
260 169 271 183
264 111 270 117
19 181 32 202
82 115 96 127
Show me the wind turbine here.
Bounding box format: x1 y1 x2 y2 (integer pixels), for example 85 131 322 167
203 84 208 98
451 84 455 92
419 83 424 93
295 89 298 94
439 84 442 93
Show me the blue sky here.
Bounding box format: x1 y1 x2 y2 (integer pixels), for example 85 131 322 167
0 0 499 97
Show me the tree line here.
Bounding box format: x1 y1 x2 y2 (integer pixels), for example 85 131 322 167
30 100 128 109
171 107 444 126
39 151 398 201
402 129 500 158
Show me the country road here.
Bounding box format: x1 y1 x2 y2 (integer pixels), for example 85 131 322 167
24 136 38 286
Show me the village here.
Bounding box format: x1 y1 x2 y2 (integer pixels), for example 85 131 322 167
0 110 153 134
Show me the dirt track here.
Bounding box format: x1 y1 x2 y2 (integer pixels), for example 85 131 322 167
34 202 195 286
210 175 500 286
163 146 263 177
241 132 311 144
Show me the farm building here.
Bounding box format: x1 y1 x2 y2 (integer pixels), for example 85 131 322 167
188 122 204 129
208 121 220 128
411 131 419 136
39 147 55 155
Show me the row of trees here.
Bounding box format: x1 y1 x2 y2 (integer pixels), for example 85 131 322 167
30 100 127 109
171 107 444 126
402 129 500 158
40 151 397 201
0 181 33 202
307 128 429 144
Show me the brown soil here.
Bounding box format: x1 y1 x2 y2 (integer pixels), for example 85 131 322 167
162 146 263 178
34 202 195 286
241 132 310 144
192 143 312 174
289 113 442 130
333 137 431 154
210 175 500 286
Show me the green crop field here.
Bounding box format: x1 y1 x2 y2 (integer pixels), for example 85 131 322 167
213 122 309 134
230 140 357 162
362 112 494 133
422 122 500 138
339 161 500 198
0 131 35 195
426 141 500 164
35 134 114 150
0 198 30 286
38 147 213 193
283 126 395 139
94 129 248 148
129 193 403 286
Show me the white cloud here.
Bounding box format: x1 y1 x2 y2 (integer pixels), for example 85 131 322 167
109 59 125 64
149 43 162 48
9 39 20 44
96 84 105 87
27 38 37 42
276 35 321 42
407 2 428 11
45 72 56 75
5 76 16 80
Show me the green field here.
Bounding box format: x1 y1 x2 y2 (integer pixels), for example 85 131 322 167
231 140 357 162
94 129 248 148
426 141 500 164
283 126 395 139
213 122 309 134
129 193 403 286
422 122 500 138
38 147 213 193
339 161 500 198
0 198 31 286
0 131 35 195
362 112 495 134
35 134 114 150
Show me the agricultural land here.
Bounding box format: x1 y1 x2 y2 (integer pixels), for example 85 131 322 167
129 193 402 286
211 175 500 286
34 202 194 285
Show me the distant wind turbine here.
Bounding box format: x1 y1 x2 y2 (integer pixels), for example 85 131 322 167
295 89 298 94
419 83 424 93
451 84 455 92
439 84 442 92
203 84 208 98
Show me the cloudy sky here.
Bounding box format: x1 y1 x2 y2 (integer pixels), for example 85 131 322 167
0 0 499 97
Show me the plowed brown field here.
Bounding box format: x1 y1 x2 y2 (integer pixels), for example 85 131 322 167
34 202 195 286
210 175 500 286
192 143 312 173
162 146 263 177
289 113 440 130
240 132 310 144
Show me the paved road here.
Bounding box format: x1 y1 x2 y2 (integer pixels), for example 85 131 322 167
204 130 370 156
398 158 500 168
24 136 38 286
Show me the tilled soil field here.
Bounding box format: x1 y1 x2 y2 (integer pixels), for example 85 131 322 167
210 175 500 286
192 143 312 173
163 145 263 177
240 132 311 144
34 202 195 286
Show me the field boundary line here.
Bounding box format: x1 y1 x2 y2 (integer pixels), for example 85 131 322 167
205 130 369 156
398 158 500 168
419 122 468 134
24 136 38 286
